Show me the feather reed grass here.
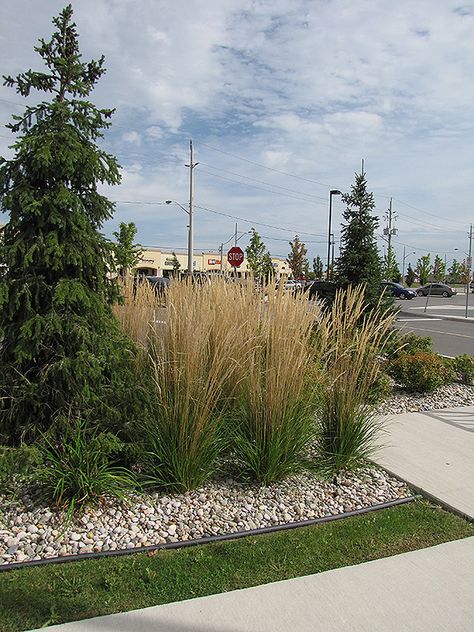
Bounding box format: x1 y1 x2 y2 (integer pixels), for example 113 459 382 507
138 278 257 491
112 276 160 349
316 286 397 474
231 282 324 484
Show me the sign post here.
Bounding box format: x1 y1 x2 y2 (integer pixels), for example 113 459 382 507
227 246 244 276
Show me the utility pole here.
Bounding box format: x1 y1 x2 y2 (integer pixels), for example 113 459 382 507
383 198 398 279
465 223 472 319
185 140 199 275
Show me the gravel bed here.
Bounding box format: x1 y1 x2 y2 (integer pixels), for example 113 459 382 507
378 383 474 415
0 468 409 566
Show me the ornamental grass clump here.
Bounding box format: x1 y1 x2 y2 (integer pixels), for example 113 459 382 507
316 286 396 475
138 278 250 491
231 283 323 485
112 275 161 350
37 418 137 521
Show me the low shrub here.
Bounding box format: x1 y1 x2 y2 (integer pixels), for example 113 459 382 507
0 443 43 497
384 331 432 360
367 372 393 405
37 419 137 518
441 357 457 385
389 352 447 392
453 354 474 385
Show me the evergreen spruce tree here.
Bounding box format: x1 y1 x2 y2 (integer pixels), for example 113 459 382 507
383 246 401 282
312 255 324 279
170 252 181 274
0 6 144 444
405 263 415 287
335 169 383 306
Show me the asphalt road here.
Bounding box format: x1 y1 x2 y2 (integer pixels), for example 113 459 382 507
395 294 474 357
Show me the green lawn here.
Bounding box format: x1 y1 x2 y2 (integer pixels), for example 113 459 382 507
1 500 473 632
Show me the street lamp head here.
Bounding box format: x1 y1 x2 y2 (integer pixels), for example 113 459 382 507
330 189 342 195
165 200 172 204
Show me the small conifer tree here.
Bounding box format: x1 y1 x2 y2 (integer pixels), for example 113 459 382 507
405 263 415 287
335 169 383 306
0 6 144 444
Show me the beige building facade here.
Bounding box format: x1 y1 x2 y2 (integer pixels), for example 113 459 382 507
136 247 290 278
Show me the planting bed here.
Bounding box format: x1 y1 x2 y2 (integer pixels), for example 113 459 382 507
378 383 474 415
0 468 408 567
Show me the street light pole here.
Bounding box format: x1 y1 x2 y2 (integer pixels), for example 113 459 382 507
402 247 416 284
466 224 472 319
185 140 199 275
327 190 341 280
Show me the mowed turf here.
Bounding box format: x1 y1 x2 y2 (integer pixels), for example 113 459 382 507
1 500 473 632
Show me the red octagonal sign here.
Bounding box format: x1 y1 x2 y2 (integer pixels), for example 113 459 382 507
227 246 244 267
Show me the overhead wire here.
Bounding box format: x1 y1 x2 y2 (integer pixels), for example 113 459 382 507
111 198 327 238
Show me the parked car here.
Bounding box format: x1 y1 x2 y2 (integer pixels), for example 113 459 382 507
380 281 417 300
416 283 456 297
144 275 170 294
282 279 304 290
305 280 337 303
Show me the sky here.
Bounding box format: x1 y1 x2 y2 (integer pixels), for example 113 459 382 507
1 0 473 271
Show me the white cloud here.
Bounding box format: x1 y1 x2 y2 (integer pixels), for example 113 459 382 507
1 0 473 261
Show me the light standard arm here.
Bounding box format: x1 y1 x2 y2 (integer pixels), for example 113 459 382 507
327 190 341 280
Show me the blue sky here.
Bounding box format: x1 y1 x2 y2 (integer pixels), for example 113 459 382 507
1 0 473 269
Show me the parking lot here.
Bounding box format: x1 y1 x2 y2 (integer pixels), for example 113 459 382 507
395 294 474 357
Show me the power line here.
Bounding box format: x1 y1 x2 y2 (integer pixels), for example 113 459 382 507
112 198 327 238
199 168 328 206
193 203 327 238
199 142 336 189
199 162 329 202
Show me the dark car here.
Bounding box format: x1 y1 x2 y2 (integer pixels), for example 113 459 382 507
144 275 170 294
381 281 417 300
416 283 456 297
305 280 337 303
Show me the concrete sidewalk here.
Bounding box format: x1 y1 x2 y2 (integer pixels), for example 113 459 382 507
376 406 474 520
32 537 474 632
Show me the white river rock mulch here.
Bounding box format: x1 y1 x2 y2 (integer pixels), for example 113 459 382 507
3 382 470 568
377 383 474 416
0 468 409 566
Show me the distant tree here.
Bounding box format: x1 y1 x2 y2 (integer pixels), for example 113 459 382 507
416 254 431 285
287 235 308 278
113 222 142 277
245 228 274 282
335 168 383 306
0 6 144 444
171 251 181 273
432 254 446 282
384 246 401 282
312 255 324 279
448 259 464 284
405 263 415 287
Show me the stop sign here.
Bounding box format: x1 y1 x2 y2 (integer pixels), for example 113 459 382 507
227 246 244 268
